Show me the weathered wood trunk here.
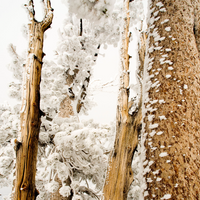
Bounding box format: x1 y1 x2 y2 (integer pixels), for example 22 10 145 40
14 1 53 199
142 0 200 199
102 1 142 199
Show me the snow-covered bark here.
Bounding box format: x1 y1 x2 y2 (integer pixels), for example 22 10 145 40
141 0 200 199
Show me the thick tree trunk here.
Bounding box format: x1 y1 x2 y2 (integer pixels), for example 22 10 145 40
142 0 200 199
14 1 53 200
102 1 142 199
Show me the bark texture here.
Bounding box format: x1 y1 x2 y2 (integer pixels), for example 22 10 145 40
102 1 142 199
143 0 200 199
14 1 53 200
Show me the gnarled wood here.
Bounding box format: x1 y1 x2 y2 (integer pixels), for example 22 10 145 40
14 1 53 200
102 1 142 199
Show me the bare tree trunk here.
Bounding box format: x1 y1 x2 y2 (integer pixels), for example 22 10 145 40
142 0 200 199
14 1 53 199
102 1 142 199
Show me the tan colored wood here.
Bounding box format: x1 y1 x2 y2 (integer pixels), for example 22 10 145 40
14 1 53 199
102 1 142 199
59 69 90 118
143 0 200 199
51 176 72 200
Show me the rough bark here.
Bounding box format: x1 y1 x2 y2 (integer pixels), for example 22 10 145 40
143 0 200 199
102 1 142 199
14 1 53 200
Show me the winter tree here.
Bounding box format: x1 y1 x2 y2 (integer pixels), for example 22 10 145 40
0 0 142 199
102 1 142 200
141 0 200 199
13 0 53 199
5 0 200 200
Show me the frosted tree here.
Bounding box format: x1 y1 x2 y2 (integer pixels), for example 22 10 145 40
140 0 200 199
102 1 142 199
0 0 145 200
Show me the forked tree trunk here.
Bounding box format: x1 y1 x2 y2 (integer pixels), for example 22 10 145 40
14 1 53 199
142 0 200 199
102 1 142 199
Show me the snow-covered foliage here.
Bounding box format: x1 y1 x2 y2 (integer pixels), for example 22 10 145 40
63 0 116 25
40 61 67 112
36 117 115 199
0 104 18 187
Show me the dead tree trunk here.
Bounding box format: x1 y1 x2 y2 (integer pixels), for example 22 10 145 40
102 1 142 199
14 1 53 200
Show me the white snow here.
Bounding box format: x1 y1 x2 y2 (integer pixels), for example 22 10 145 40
148 114 155 122
147 178 153 182
154 16 160 21
156 2 164 7
159 36 166 41
151 81 160 88
161 194 172 199
160 8 167 12
144 191 149 197
156 177 162 181
154 11 159 16
149 123 159 129
165 60 173 65
184 84 188 89
149 160 154 166
159 99 165 104
159 116 166 120
165 27 171 31
149 130 156 137
154 46 162 50
159 152 168 157
152 169 160 175
168 67 173 70
151 147 157 151
166 74 171 78
161 19 169 24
